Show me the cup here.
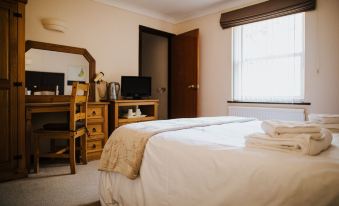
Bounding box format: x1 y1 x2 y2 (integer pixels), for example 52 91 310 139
127 109 133 118
136 108 142 116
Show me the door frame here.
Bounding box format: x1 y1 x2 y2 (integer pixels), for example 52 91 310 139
138 25 175 118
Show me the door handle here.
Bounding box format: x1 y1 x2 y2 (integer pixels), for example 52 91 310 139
187 85 199 89
157 87 166 94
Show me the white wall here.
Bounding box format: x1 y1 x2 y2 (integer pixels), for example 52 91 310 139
304 0 339 114
26 0 339 116
25 0 174 84
25 0 175 152
175 0 339 116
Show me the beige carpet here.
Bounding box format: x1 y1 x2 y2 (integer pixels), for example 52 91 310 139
0 160 101 206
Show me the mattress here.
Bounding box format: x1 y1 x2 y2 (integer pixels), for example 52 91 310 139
99 119 339 206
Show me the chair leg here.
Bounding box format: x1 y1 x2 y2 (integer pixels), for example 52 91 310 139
34 135 40 173
69 138 76 174
81 134 87 164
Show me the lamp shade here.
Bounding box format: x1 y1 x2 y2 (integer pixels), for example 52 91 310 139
41 18 67 32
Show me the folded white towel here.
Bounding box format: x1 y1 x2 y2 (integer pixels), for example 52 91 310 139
319 123 339 129
245 129 332 155
276 132 323 140
318 123 339 133
262 120 321 136
309 114 339 124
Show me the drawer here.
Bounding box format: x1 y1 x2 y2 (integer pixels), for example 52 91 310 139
87 140 103 152
87 106 104 119
87 124 103 135
87 151 102 161
88 133 104 141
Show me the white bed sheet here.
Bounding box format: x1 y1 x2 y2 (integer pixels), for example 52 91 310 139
99 120 339 206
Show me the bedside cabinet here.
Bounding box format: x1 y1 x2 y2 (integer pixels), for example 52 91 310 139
87 102 109 160
107 99 159 134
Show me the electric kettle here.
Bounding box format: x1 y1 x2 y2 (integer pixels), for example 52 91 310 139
107 82 120 100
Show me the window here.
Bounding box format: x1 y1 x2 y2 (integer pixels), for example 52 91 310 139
232 13 305 103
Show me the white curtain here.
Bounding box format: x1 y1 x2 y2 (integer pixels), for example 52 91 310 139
233 13 305 103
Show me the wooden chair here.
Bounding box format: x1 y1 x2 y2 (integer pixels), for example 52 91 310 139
33 82 90 174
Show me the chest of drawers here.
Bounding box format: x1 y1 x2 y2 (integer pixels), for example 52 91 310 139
87 102 109 160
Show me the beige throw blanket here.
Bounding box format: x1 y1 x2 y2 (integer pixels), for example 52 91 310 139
99 116 255 179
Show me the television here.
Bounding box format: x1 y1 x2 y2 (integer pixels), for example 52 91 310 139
26 71 65 95
121 76 151 99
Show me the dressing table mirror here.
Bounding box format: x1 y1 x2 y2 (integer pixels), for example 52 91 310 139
25 40 96 101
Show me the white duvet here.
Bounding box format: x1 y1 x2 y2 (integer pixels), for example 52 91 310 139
99 119 339 206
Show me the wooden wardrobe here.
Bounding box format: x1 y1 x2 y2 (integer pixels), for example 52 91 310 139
0 0 27 181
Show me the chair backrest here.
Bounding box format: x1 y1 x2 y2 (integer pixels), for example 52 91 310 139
69 82 90 135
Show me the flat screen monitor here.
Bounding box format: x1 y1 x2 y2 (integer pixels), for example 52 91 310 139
121 76 151 99
25 71 65 95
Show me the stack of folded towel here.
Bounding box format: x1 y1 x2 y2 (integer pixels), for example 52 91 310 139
308 114 339 132
245 120 333 155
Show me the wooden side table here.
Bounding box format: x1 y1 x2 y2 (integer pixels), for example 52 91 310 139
107 99 159 134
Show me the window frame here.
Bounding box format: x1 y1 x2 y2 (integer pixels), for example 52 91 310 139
231 13 306 104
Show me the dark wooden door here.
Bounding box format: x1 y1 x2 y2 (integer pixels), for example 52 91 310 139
170 29 199 118
0 1 19 181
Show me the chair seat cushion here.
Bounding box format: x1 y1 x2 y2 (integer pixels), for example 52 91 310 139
43 122 85 131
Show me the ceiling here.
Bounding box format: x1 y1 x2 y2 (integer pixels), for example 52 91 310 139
94 0 264 24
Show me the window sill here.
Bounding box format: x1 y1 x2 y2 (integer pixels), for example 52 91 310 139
227 101 311 105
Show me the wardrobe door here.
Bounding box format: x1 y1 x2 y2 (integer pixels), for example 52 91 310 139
0 1 19 181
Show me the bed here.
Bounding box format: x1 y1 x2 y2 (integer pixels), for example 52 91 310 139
98 117 339 206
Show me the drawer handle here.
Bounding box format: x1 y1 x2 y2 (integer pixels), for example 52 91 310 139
92 144 96 149
92 111 96 116
92 128 97 133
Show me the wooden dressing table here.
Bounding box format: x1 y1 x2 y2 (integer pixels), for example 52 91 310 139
25 96 109 171
24 40 102 172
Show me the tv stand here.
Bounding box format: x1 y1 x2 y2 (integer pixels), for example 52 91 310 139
106 99 159 134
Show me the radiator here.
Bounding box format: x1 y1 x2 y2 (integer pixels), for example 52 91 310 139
228 106 305 121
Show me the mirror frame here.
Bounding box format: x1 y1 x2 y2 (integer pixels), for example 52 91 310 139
25 40 95 101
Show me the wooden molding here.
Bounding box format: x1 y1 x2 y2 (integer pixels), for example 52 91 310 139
25 40 96 101
220 0 316 29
